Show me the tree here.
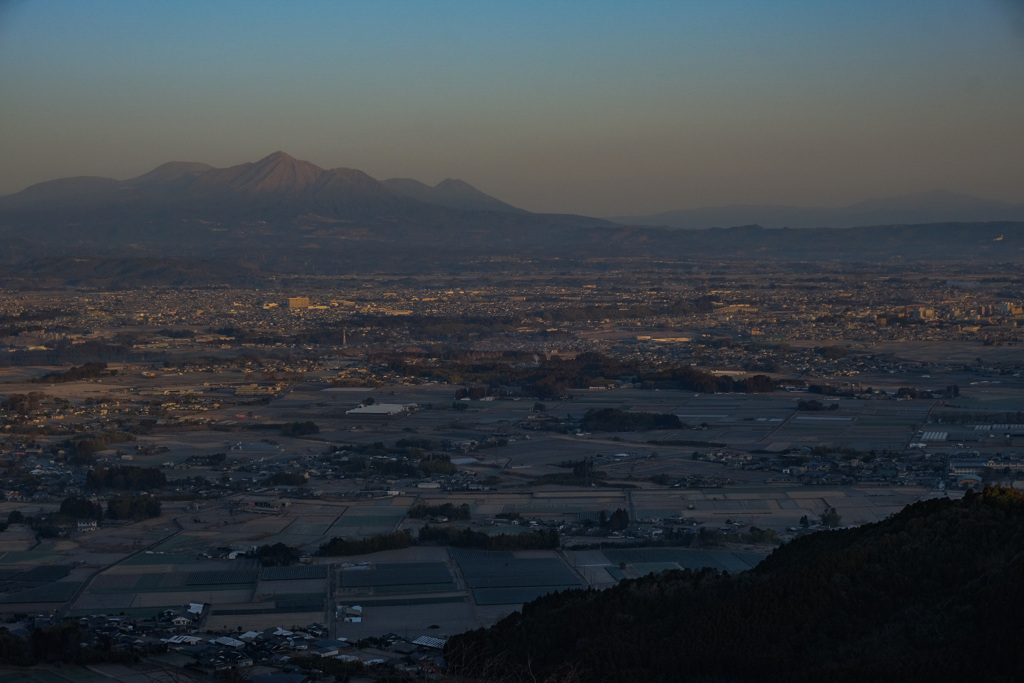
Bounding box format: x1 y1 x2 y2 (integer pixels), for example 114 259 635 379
608 508 630 532
280 421 319 437
59 497 103 520
106 494 161 520
251 542 301 567
820 507 842 528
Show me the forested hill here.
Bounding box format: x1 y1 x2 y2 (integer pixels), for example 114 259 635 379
444 487 1024 683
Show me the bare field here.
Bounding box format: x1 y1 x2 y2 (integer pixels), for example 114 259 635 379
1 337 1015 639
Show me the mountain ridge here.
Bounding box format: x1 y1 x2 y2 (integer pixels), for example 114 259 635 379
5 154 1019 228
0 151 526 219
1 153 1022 281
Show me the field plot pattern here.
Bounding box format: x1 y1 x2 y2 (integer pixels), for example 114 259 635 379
339 562 456 595
0 565 80 605
451 550 584 606
327 504 409 539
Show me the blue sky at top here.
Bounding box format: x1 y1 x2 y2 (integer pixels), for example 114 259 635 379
1 0 1022 214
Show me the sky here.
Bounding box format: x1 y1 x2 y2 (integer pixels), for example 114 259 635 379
1 1 1023 216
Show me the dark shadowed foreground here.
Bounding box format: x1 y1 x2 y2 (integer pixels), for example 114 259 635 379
445 487 1024 683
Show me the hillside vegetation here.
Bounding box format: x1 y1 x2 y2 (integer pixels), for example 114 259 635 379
445 487 1024 682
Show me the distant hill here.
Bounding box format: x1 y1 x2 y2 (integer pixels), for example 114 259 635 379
1 154 1022 283
381 177 527 213
613 190 1024 229
0 256 263 289
445 487 1024 683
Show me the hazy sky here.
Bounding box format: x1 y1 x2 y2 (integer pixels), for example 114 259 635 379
1 1 1023 215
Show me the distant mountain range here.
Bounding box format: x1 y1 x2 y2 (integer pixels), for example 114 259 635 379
613 190 1024 229
0 152 1021 285
0 151 531 220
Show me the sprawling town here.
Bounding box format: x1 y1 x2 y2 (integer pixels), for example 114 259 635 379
1 262 1022 681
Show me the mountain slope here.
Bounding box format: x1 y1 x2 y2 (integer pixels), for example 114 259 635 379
445 487 1024 683
0 152 527 221
0 176 123 208
382 177 527 213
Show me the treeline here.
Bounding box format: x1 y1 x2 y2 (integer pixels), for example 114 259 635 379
240 420 320 437
535 458 606 487
581 408 683 432
805 382 959 400
279 421 319 437
932 409 1024 424
263 472 307 487
249 542 302 567
407 502 471 520
419 453 457 475
636 366 776 394
0 341 135 367
445 487 1024 683
315 526 560 556
0 621 138 667
86 465 166 490
64 430 136 464
895 385 959 399
418 525 560 551
55 494 165 525
106 494 161 520
374 351 776 399
289 655 364 681
231 314 522 347
0 392 67 415
316 530 413 556
530 297 715 323
59 496 103 519
325 447 455 478
31 362 112 383
797 399 839 412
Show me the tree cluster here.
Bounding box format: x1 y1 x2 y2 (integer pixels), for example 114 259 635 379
316 530 413 556
250 542 301 567
263 472 307 487
0 621 137 666
407 502 471 520
418 525 559 551
59 496 103 520
32 362 112 384
279 421 319 437
378 349 778 399
86 465 166 490
106 494 161 520
581 408 683 432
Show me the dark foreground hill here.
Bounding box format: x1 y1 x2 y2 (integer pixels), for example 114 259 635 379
445 487 1024 683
